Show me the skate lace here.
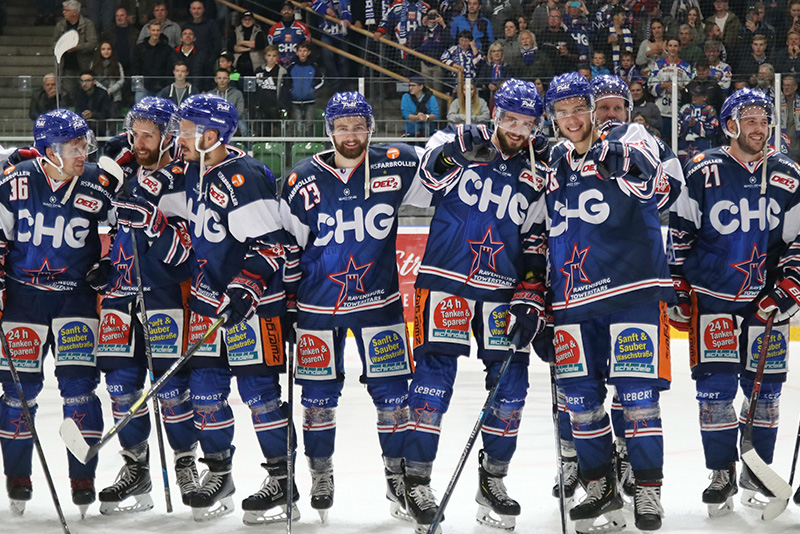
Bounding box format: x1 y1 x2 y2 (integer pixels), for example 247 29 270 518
387 472 404 496
409 483 438 511
175 459 199 492
196 469 225 497
708 469 731 491
583 477 607 504
311 471 334 498
252 474 283 499
635 485 664 517
563 460 579 485
106 463 138 491
486 476 513 503
619 458 634 486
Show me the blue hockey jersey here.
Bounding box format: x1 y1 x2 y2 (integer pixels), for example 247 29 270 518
669 147 800 314
415 132 548 301
546 123 674 323
0 159 118 291
281 143 432 328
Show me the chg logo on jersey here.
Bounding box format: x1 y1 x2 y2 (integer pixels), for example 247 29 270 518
148 312 181 356
225 319 261 365
365 325 410 378
429 294 472 345
483 304 511 349
296 331 335 380
610 325 657 378
746 325 788 374
699 315 739 364
1 325 45 373
553 326 587 378
55 319 96 366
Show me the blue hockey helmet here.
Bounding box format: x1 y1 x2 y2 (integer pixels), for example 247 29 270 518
33 108 96 161
324 92 374 136
124 97 177 135
493 78 544 136
720 88 774 138
590 75 632 110
171 93 238 145
545 72 593 120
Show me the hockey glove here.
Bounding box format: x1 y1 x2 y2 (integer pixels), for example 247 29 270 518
5 147 41 169
668 275 692 331
591 133 658 183
112 196 167 239
216 270 265 328
86 256 113 293
441 125 497 168
506 278 547 349
757 274 800 322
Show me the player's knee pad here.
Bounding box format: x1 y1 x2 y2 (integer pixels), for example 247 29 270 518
58 375 99 399
105 367 146 396
1 381 42 407
301 380 343 410
485 360 528 421
189 367 231 413
409 354 457 421
237 374 282 415
696 374 737 431
740 378 781 429
616 386 661 423
368 379 410 426
560 382 606 426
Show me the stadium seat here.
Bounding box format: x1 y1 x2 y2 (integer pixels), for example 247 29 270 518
291 142 325 168
252 141 286 189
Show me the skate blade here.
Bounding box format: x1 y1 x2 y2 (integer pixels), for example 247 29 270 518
99 493 155 515
192 495 234 522
77 503 90 519
741 488 769 510
620 492 633 513
414 523 443 534
317 508 329 523
574 509 626 534
390 501 414 523
9 499 26 516
706 498 734 518
476 504 516 531
242 504 301 526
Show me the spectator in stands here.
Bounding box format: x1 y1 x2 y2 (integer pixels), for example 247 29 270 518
704 0 740 60
440 0 466 28
597 5 633 76
87 0 114 34
157 61 198 106
740 3 775 53
635 0 666 45
374 0 430 64
636 18 667 74
218 51 242 89
578 64 592 80
91 42 125 110
679 23 704 66
173 29 209 91
446 81 490 124
779 73 800 159
137 2 181 48
441 29 485 86
704 22 728 62
184 1 223 64
29 73 71 121
648 37 692 140
74 71 115 136
54 0 98 98
268 2 311 67
132 20 173 102
618 50 644 84
253 45 288 137
778 0 800 44
210 68 248 135
531 0 558 36
538 8 580 75
563 0 591 64
738 33 772 82
704 39 731 93
498 18 521 67
774 29 800 75
691 58 724 113
633 110 662 137
630 80 662 136
677 83 719 159
486 0 520 40
229 10 266 77
478 42 511 104
685 6 705 46
756 62 776 95
511 29 553 80
591 51 610 77
408 8 448 95
312 0 352 92
401 76 440 136
101 8 138 74
449 0 494 54
287 42 324 136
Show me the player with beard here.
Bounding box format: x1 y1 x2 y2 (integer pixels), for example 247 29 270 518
669 88 800 517
280 92 432 523
544 72 673 533
403 78 549 533
96 97 201 514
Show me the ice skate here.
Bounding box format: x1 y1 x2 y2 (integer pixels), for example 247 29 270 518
99 449 154 515
702 464 737 517
405 474 443 534
739 463 774 511
174 450 199 506
7 476 32 516
71 478 95 518
615 445 635 510
570 472 625 534
310 468 333 522
634 481 664 531
385 469 413 522
190 456 235 522
241 462 300 526
552 455 580 509
476 463 520 531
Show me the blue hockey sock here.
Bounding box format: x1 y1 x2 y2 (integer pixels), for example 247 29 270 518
156 374 197 452
561 382 613 480
480 360 528 464
190 368 234 456
617 385 663 480
696 374 738 470
740 378 781 465
238 374 289 461
105 367 150 452
368 379 410 460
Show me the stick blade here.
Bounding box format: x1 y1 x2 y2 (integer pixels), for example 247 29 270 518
54 30 79 64
98 155 125 182
59 418 91 464
741 447 792 520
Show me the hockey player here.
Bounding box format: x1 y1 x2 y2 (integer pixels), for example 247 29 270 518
172 94 293 524
280 91 432 522
97 97 199 514
403 78 549 532
668 88 800 517
544 72 674 532
0 109 120 516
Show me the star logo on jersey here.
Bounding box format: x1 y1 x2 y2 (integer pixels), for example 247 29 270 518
413 402 438 428
110 246 135 294
9 414 29 438
467 228 505 280
731 243 767 297
328 255 372 313
498 409 521 437
560 243 591 304
302 404 328 432
196 409 218 431
69 410 86 430
21 258 68 288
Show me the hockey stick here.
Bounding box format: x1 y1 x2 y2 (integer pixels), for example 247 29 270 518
100 156 174 512
741 311 792 521
427 331 522 534
285 327 295 533
60 314 228 464
53 30 78 109
549 362 568 534
789 419 800 504
0 324 71 533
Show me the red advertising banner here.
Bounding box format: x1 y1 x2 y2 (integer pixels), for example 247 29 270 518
396 227 429 323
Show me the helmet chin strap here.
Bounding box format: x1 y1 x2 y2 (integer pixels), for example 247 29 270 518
196 134 221 196
43 151 79 204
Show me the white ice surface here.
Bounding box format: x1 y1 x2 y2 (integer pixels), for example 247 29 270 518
8 337 800 533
